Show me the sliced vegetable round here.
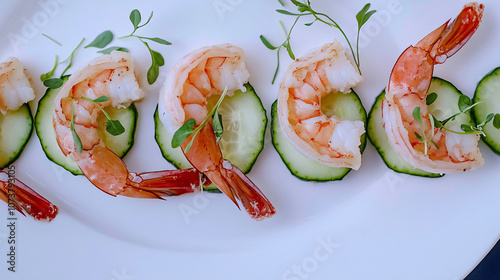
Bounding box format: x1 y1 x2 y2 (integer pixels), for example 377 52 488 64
154 83 267 174
473 67 500 155
0 104 33 168
35 76 138 175
271 90 367 182
367 77 473 178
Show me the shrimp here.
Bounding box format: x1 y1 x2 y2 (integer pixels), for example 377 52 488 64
158 44 275 220
277 41 365 170
382 2 485 173
0 57 58 221
53 51 209 198
0 57 35 114
1 171 58 221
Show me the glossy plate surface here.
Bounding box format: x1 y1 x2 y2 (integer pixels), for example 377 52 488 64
1 0 499 279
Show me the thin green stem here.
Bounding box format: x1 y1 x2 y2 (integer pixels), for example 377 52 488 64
184 87 229 152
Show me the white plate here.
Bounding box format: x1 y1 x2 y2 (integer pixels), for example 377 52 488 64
1 0 499 279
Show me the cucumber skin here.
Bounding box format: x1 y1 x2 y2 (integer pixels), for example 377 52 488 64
472 67 500 155
271 91 367 182
35 75 138 175
0 104 33 169
233 83 268 174
366 90 442 178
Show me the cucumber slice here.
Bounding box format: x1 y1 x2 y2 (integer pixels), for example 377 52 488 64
0 104 33 168
367 77 473 178
154 83 267 174
35 76 138 175
473 67 500 155
271 90 367 182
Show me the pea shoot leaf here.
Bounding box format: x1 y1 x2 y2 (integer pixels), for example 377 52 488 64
171 118 196 148
85 31 113 49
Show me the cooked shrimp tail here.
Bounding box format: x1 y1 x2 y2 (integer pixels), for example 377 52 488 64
123 168 211 198
0 171 58 221
418 2 484 62
183 123 276 220
73 146 208 199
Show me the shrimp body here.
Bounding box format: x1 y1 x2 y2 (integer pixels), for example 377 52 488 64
0 57 35 114
277 41 364 170
382 2 485 173
159 44 275 220
53 51 207 198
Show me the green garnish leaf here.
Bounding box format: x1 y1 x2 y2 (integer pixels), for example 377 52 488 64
481 113 495 127
70 102 83 153
276 9 301 16
106 119 125 136
85 30 113 49
92 96 110 103
141 37 172 45
426 92 438 106
60 38 85 77
458 95 471 112
43 78 63 89
356 3 377 29
147 64 160 85
172 118 197 148
431 140 439 150
80 96 125 136
432 115 443 129
151 50 165 66
260 35 278 50
414 132 424 142
119 10 171 85
277 0 285 6
461 124 473 132
213 112 224 141
41 55 59 82
130 9 141 30
138 11 154 29
283 42 295 60
412 107 422 124
97 46 129 54
172 87 229 152
262 1 375 84
494 114 500 129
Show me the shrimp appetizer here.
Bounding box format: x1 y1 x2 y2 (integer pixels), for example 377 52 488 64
158 44 275 220
382 2 485 174
0 57 58 221
277 41 365 170
53 51 207 198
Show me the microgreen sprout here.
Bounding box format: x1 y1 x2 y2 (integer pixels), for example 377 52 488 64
71 101 83 153
40 38 85 89
260 1 376 83
118 9 172 85
85 31 113 49
42 34 62 46
172 87 229 153
66 95 125 153
414 92 500 153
